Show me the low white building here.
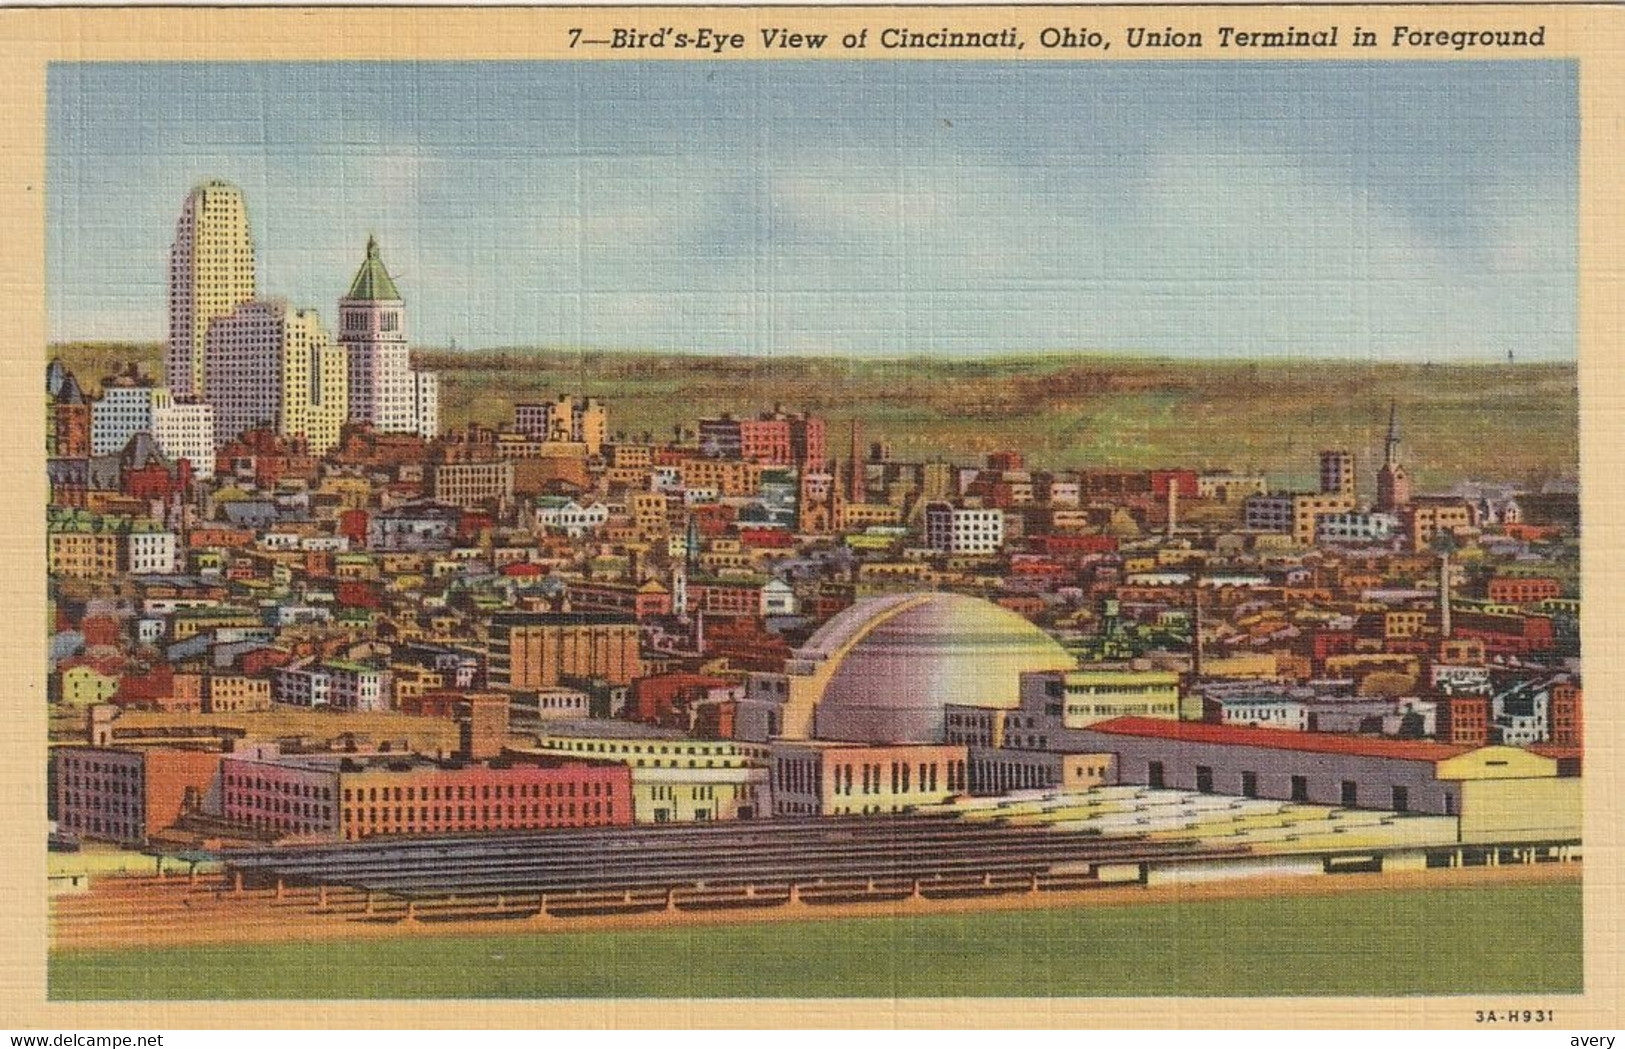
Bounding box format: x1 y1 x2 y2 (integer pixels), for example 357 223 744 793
760 577 798 616
536 499 609 538
273 662 331 707
325 662 390 713
92 382 172 456
124 526 177 575
150 402 217 480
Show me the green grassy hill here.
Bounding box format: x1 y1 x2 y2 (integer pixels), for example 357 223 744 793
51 343 1577 488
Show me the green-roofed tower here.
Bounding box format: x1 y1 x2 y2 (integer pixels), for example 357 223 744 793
338 235 440 438
346 234 402 302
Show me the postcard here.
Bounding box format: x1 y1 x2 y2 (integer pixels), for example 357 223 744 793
1 2 1620 1031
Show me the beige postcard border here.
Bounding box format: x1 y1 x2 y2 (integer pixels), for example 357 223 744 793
0 4 1618 1029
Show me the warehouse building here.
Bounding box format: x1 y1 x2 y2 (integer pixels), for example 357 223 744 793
1069 717 1579 843
220 749 632 842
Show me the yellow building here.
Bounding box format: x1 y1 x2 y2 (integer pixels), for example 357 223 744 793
632 766 770 822
47 514 122 578
841 502 903 528
166 180 257 401
1200 651 1281 681
522 732 771 823
390 665 445 707
678 458 762 497
1292 492 1357 545
277 307 348 455
317 476 372 511
57 665 120 707
770 741 969 816
1021 667 1184 728
1384 610 1429 640
205 674 272 713
626 491 670 538
1438 746 1581 844
170 606 262 641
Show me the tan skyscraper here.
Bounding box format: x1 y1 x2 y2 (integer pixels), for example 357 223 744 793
205 300 348 454
167 181 257 401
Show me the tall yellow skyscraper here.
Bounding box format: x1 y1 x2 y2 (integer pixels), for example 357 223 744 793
278 307 349 455
167 181 257 401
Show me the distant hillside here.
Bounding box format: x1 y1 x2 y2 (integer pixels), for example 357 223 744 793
51 342 1578 489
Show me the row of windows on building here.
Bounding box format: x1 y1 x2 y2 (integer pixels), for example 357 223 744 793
340 779 612 803
59 794 141 815
972 761 1058 792
227 791 332 820
829 760 960 796
224 773 333 800
341 800 612 830
58 811 138 837
647 784 726 802
59 775 137 794
558 740 760 759
1068 703 1177 717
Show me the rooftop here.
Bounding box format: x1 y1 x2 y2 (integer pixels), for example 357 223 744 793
344 235 402 302
1083 717 1470 762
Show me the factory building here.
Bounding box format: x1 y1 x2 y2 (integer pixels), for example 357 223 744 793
1069 717 1579 843
53 746 222 846
220 750 632 842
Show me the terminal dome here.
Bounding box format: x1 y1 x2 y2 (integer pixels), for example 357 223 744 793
801 592 1074 744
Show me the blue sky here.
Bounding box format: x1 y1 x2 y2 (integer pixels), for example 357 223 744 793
48 60 1576 359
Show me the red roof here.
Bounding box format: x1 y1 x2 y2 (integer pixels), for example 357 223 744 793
1084 717 1470 762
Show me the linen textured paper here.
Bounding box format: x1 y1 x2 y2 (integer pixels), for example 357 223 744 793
1 3 1620 1030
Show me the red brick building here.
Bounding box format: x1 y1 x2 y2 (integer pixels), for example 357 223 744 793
1549 682 1583 748
220 753 632 842
1452 611 1556 658
630 672 738 726
1486 576 1563 605
1436 694 1491 747
54 746 222 845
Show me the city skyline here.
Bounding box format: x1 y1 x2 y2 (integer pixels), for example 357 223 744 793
48 60 1577 360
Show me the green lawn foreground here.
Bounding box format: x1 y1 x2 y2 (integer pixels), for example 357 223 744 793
50 882 1581 999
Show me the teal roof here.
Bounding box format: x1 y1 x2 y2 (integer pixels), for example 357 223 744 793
345 235 401 301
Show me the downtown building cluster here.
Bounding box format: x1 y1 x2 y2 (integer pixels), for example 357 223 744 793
45 182 1582 873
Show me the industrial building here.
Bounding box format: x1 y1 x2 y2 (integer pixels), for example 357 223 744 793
54 745 221 846
1069 717 1579 843
220 749 632 842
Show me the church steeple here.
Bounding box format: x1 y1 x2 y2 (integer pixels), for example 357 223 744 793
1377 402 1411 512
1384 401 1402 467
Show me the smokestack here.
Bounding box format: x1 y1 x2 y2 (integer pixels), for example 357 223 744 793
848 419 863 504
1166 483 1179 538
1190 590 1204 683
1439 553 1453 637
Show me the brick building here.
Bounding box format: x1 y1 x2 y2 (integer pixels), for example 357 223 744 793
220 752 631 842
53 746 221 846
